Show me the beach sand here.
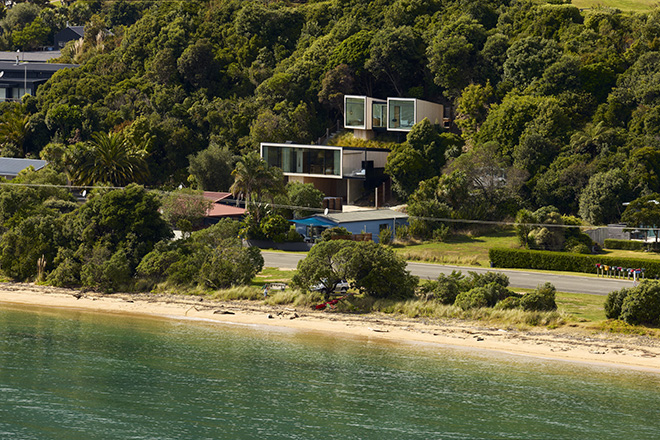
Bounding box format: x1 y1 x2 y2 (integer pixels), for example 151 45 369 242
1 282 659 373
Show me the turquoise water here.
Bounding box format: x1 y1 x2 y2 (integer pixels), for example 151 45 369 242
0 304 659 439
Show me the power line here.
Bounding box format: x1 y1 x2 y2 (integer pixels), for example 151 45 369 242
0 181 652 232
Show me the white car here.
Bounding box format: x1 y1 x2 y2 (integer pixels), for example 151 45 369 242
310 279 350 294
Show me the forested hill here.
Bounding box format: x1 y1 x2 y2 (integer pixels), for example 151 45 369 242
3 0 660 224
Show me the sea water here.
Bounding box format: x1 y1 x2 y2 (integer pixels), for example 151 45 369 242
0 303 658 440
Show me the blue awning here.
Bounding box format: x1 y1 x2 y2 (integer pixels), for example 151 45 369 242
289 217 336 227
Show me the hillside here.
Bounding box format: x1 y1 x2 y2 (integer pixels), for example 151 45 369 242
0 0 660 226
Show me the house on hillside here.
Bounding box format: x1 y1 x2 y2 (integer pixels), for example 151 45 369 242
291 209 408 243
261 142 391 206
202 191 245 224
54 26 85 49
0 60 77 101
344 95 448 139
0 158 47 180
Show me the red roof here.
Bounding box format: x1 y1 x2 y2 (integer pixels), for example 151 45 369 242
203 191 233 203
206 203 245 218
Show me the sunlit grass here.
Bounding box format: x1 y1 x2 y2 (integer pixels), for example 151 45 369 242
394 228 519 267
572 0 657 12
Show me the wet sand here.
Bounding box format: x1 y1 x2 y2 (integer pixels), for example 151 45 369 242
1 282 659 373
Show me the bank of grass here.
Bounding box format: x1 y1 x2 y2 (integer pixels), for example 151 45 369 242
572 0 657 12
394 228 519 267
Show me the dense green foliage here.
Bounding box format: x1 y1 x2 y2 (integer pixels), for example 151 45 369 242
604 239 649 251
0 0 655 224
605 281 660 326
489 247 660 277
292 239 418 299
422 270 555 312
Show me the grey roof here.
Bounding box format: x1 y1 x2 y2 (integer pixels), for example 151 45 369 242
0 51 63 63
0 158 47 177
319 209 408 224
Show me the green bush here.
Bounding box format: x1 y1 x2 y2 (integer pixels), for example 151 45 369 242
419 272 462 304
494 295 522 310
454 287 489 310
619 281 660 326
461 271 510 290
604 288 630 319
489 247 660 277
603 239 648 251
379 227 393 245
520 282 557 311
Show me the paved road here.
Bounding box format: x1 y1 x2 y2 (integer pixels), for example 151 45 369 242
262 251 633 296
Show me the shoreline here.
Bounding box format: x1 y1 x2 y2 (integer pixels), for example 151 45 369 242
1 282 659 374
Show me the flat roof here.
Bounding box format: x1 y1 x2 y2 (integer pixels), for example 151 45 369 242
0 51 63 63
317 209 408 224
0 61 77 72
261 142 390 153
0 158 47 177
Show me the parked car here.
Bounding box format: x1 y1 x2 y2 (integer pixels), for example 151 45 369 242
310 279 350 294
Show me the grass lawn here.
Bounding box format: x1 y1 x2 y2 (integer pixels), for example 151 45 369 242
394 228 519 267
572 0 657 12
252 267 295 287
600 247 660 261
556 291 607 322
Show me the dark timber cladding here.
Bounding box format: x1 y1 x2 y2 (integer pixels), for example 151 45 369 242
0 61 77 101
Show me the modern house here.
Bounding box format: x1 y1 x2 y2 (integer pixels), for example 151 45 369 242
344 95 447 137
54 26 85 49
291 209 409 243
0 158 47 179
386 97 445 132
260 142 391 205
0 60 77 101
344 95 388 139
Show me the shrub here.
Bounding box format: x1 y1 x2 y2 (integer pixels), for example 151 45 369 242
489 247 660 277
494 295 522 310
461 271 510 290
320 226 351 241
454 287 489 310
604 239 649 251
619 281 660 326
420 272 462 304
604 288 630 319
520 282 557 311
379 227 393 245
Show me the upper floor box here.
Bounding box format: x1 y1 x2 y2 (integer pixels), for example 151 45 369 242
387 98 444 132
344 95 388 131
344 95 445 134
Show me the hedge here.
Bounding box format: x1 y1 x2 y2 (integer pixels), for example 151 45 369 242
489 248 660 278
603 239 648 251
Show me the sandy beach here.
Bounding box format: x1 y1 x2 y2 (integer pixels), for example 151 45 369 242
1 282 659 373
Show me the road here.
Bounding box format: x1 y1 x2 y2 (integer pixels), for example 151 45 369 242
262 251 633 296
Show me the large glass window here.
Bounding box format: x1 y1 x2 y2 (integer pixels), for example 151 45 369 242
345 97 366 128
388 99 415 130
263 146 340 176
372 102 387 128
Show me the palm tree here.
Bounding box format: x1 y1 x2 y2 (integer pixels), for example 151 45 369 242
230 152 284 206
0 106 30 156
68 131 149 186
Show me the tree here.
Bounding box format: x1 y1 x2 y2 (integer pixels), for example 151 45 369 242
365 26 424 96
621 193 660 244
160 189 212 232
0 105 29 157
286 181 324 218
454 81 494 139
503 36 562 90
230 152 285 206
69 131 150 187
293 240 417 299
188 143 236 191
578 169 630 225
